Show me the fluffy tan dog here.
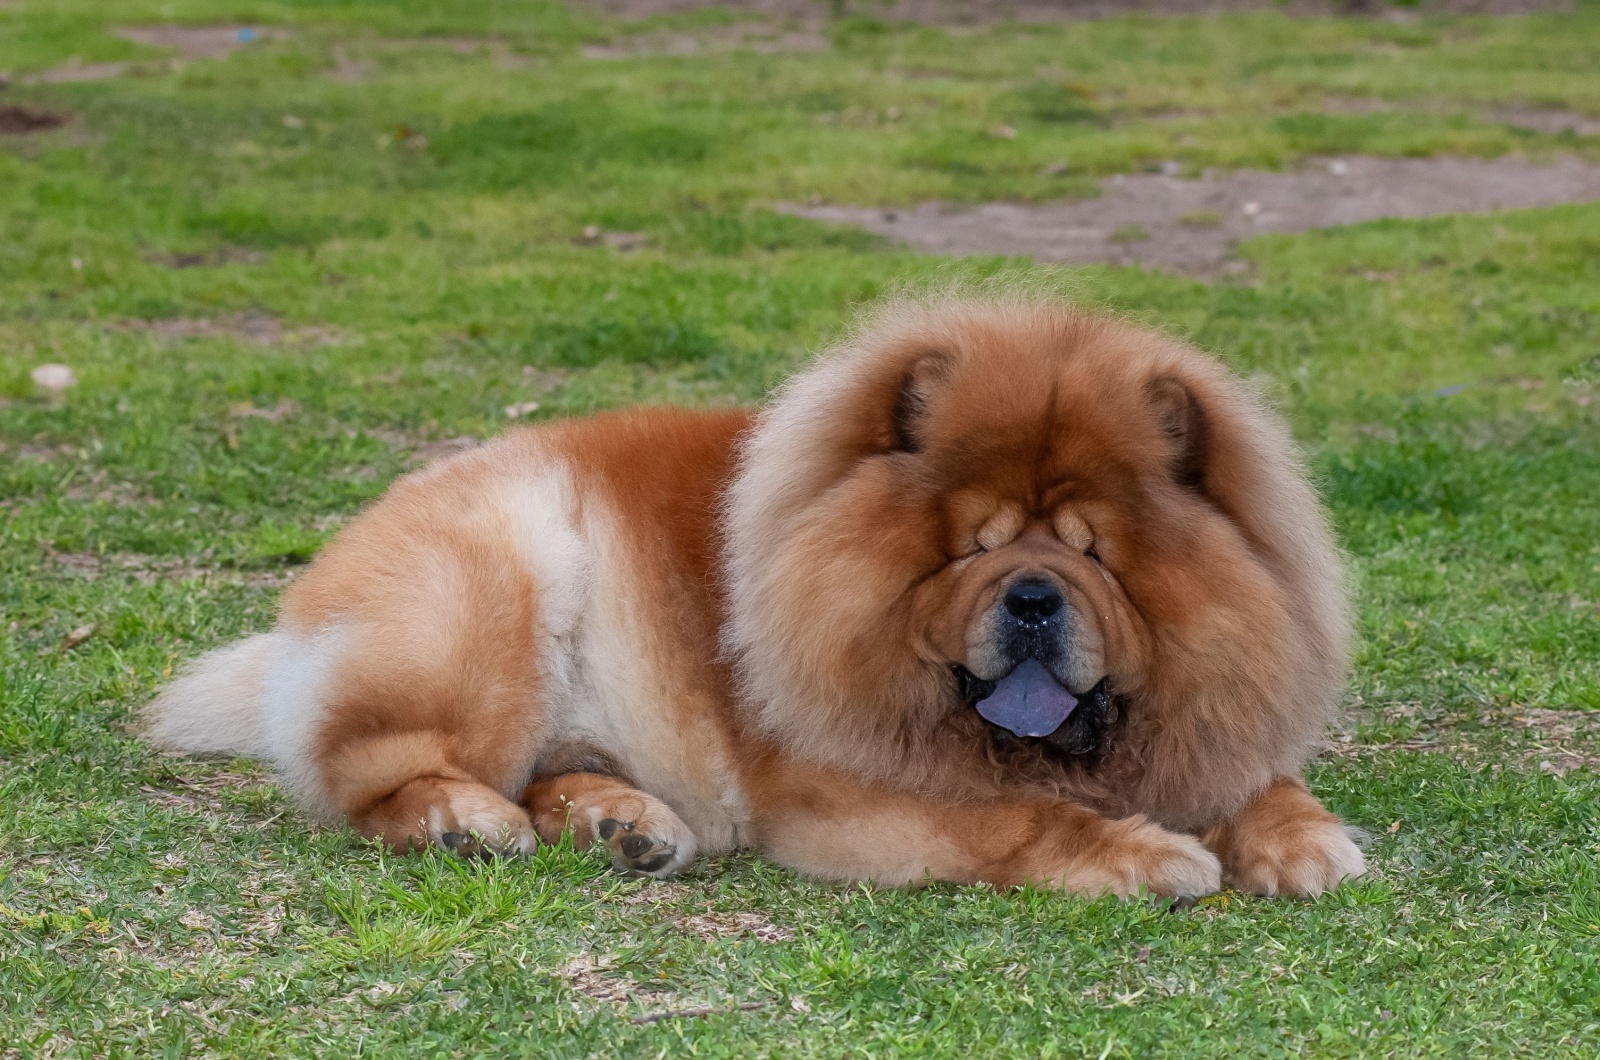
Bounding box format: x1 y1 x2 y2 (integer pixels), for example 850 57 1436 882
146 297 1364 899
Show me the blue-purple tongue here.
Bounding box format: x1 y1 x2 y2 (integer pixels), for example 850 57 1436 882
974 659 1078 737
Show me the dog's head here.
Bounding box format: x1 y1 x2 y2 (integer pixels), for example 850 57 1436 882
723 297 1348 825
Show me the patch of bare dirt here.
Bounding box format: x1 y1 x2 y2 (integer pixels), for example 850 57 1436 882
1325 699 1600 777
585 0 1568 23
0 105 70 134
572 225 650 250
557 953 673 1006
326 45 368 83
785 155 1600 274
617 881 698 905
21 60 127 84
47 549 300 588
372 37 531 70
141 769 273 812
14 27 286 85
674 912 795 942
145 245 266 269
229 398 300 423
583 23 827 58
61 468 157 507
1491 108 1600 137
113 26 289 61
115 312 346 348
1323 96 1600 136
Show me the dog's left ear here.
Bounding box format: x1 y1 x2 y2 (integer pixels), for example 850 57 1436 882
1145 376 1209 490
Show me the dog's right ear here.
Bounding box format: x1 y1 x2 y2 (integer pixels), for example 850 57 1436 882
888 352 952 454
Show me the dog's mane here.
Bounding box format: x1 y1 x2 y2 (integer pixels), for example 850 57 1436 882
720 296 1349 828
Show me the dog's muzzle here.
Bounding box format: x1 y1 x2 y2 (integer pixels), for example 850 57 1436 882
954 575 1118 753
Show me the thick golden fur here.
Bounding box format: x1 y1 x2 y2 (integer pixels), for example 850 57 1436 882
145 298 1364 898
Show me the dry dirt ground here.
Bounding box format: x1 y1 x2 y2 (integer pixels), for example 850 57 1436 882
785 154 1600 273
586 0 1570 22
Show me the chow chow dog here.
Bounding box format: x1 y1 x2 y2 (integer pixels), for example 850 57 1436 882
146 297 1365 899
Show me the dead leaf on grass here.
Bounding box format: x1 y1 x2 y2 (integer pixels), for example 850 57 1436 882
60 624 96 650
229 399 300 422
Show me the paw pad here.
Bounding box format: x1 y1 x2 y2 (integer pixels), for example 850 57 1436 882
597 818 678 876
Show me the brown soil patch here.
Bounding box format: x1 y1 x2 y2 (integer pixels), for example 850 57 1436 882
113 25 289 61
22 61 126 84
141 769 273 812
584 24 827 58
326 45 368 83
674 912 795 942
61 469 157 507
1323 96 1600 136
0 105 70 135
785 155 1600 274
1492 108 1600 137
556 954 673 1007
47 549 300 588
617 881 698 905
1325 699 1600 777
115 312 346 348
145 246 266 269
572 226 650 250
229 399 300 423
586 0 1568 22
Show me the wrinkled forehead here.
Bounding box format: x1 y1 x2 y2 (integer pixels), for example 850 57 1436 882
910 327 1160 494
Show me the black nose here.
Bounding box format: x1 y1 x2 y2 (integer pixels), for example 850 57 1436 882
1003 580 1063 623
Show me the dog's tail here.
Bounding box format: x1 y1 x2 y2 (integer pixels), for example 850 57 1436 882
142 633 288 758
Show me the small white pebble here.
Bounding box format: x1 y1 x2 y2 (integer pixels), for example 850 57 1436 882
70 256 83 271
1329 160 1350 176
282 115 305 129
504 400 541 419
31 363 77 391
986 124 1017 139
1241 201 1262 216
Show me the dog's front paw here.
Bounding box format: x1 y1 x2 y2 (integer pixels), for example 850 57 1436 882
597 813 695 877
1226 820 1365 898
1055 815 1222 900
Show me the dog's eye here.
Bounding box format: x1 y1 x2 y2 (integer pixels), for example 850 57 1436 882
1085 547 1104 565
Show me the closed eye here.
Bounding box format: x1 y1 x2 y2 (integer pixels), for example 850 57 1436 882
1085 547 1103 565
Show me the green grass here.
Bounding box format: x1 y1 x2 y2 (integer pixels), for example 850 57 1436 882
4 0 1600 1055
